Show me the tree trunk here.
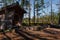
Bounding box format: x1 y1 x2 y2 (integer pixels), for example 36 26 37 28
37 7 38 23
29 0 31 26
34 0 35 24
51 0 53 24
59 13 60 24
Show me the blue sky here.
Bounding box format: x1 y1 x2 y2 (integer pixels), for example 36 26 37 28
0 0 59 18
29 0 59 18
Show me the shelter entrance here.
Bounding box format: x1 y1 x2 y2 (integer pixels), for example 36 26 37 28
0 2 26 30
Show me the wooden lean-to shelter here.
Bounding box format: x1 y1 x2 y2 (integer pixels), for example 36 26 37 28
0 2 26 29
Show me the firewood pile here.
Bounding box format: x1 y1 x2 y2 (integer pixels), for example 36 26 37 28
25 28 60 40
0 26 60 40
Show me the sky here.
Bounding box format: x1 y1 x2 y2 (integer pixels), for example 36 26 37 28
29 0 59 18
0 0 59 18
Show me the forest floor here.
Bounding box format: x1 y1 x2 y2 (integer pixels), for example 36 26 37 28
0 27 60 40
